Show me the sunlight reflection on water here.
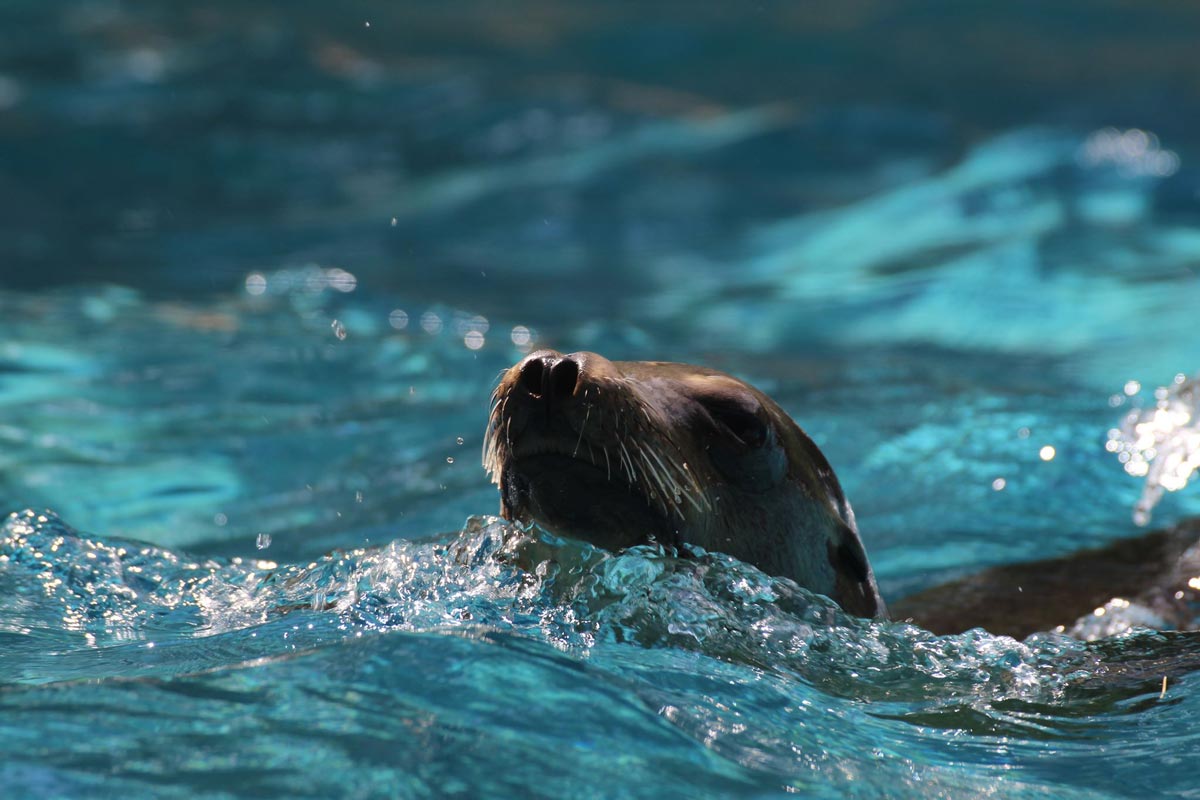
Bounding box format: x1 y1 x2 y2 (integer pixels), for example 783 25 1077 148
1110 374 1200 525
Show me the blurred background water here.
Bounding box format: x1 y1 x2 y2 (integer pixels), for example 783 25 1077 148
2 2 1200 797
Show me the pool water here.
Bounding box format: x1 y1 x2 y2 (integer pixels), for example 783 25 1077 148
3 3 1200 798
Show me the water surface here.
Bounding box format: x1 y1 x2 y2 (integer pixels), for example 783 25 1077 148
3 3 1200 798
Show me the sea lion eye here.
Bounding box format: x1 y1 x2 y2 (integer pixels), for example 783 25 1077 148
701 394 769 448
688 381 786 490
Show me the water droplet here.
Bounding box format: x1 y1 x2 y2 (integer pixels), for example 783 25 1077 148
355 491 364 503
1124 380 1141 396
456 437 465 445
420 312 443 334
446 457 454 464
388 309 409 329
256 533 272 550
245 272 267 295
331 319 347 340
1017 427 1031 439
1039 445 1056 461
214 513 228 526
326 268 357 293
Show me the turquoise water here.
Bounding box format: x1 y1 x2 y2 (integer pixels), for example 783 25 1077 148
4 3 1200 798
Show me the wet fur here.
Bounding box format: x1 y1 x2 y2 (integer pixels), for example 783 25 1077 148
484 351 887 618
894 518 1200 638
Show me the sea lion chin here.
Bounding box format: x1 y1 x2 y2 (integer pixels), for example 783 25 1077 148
483 349 887 619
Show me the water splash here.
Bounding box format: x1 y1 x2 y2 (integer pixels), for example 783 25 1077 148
5 509 1200 797
0 507 1160 712
1108 373 1200 525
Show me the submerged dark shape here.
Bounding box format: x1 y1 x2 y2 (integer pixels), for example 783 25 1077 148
483 349 886 619
895 517 1200 639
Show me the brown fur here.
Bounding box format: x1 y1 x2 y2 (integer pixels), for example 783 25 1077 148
893 518 1200 638
484 350 886 618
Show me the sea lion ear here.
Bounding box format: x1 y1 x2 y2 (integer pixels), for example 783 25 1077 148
834 533 869 583
828 521 888 620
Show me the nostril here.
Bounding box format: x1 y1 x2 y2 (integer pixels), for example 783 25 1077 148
518 356 547 396
516 353 579 404
549 357 579 401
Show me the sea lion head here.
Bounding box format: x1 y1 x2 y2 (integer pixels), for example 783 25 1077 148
483 349 886 618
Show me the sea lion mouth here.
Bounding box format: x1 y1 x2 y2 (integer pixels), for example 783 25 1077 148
501 453 676 550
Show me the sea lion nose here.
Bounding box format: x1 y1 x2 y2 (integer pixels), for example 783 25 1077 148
518 351 580 405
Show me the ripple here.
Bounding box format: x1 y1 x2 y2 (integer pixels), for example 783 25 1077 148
6 509 1196 797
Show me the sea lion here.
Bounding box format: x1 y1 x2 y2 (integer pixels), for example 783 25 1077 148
893 517 1200 639
483 349 886 619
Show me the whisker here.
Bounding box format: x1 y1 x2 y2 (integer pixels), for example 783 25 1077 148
674 466 707 513
660 448 710 513
634 443 672 513
645 444 691 520
619 440 637 484
482 409 497 469
644 444 677 494
573 401 592 458
643 444 677 490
